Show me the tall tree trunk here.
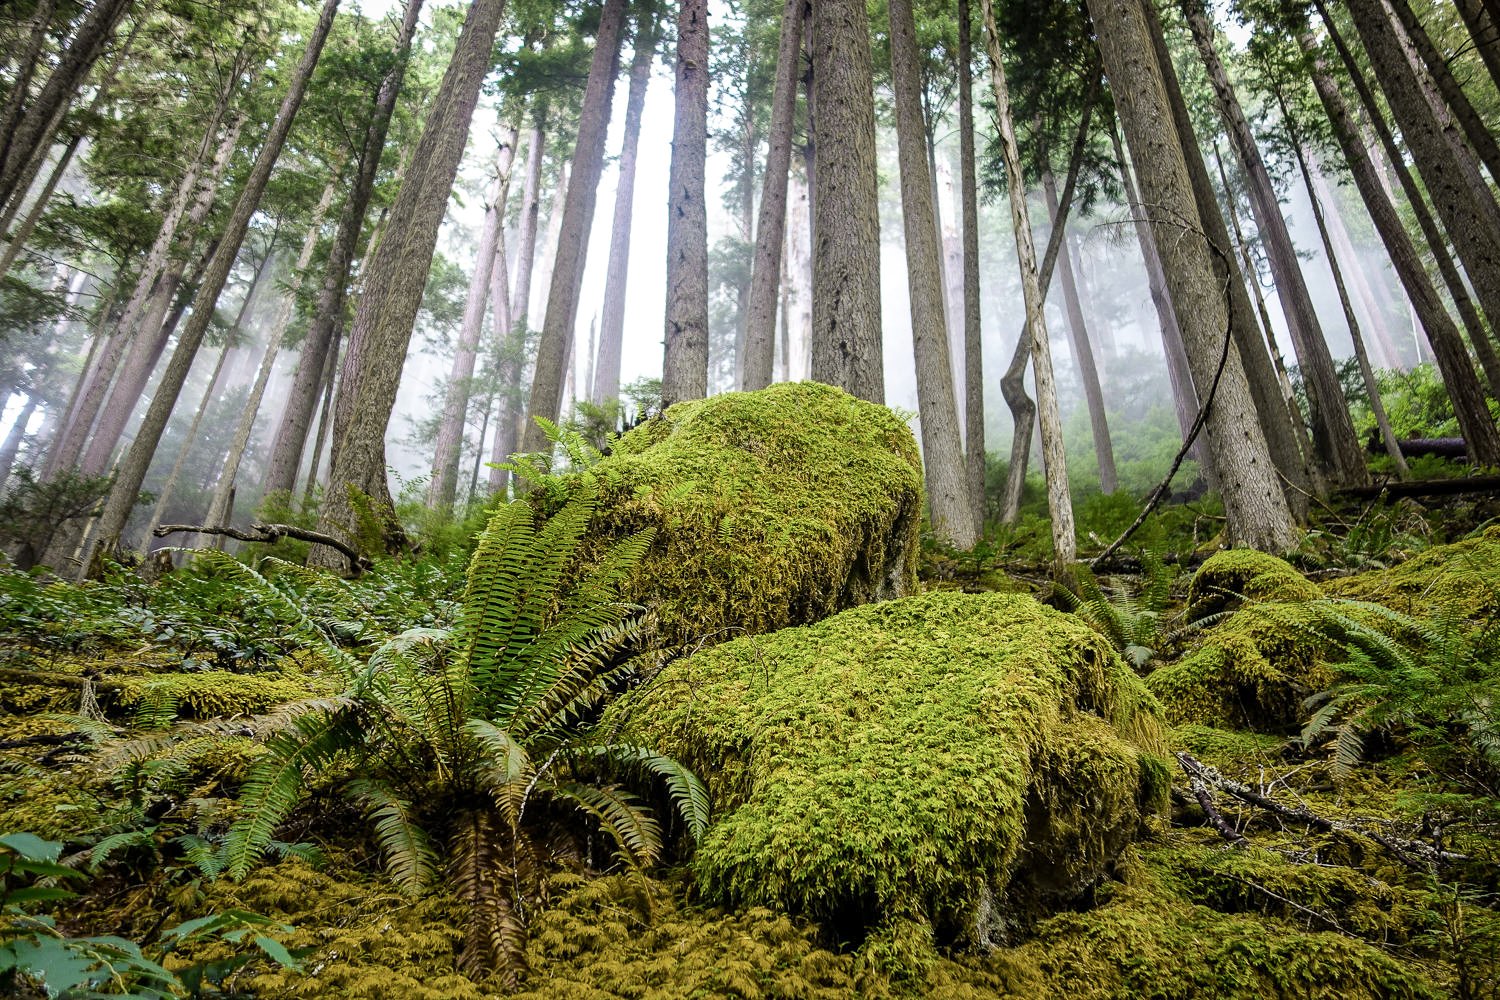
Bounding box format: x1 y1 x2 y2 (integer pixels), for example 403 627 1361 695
1183 0 1366 488
1145 0 1311 509
1456 0 1500 95
890 0 974 549
0 395 39 484
998 79 1097 526
1386 0 1500 186
593 18 656 403
83 0 341 573
315 0 509 563
1311 165 1402 370
1303 27 1500 463
519 0 628 455
1042 170 1117 494
0 0 133 219
262 0 424 498
957 0 985 535
1087 0 1299 553
137 343 232 556
202 173 338 538
1320 6 1500 399
661 0 710 407
1279 94 1409 478
1340 0 1500 358
300 335 340 504
732 45 757 390
0 0 61 160
742 0 804 392
430 132 516 510
808 0 883 403
980 0 1074 573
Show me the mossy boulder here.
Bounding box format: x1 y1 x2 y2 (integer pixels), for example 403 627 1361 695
1323 523 1500 619
551 382 924 653
611 591 1169 951
1188 548 1320 618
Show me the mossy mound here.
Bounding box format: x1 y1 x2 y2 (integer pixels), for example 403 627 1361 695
610 591 1169 950
552 382 924 652
1188 548 1320 618
1324 523 1500 619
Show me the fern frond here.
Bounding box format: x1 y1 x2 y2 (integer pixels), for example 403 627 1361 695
550 782 661 865
348 779 437 893
465 720 532 785
589 745 710 840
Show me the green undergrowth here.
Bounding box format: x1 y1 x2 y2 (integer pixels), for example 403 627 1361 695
533 381 925 653
606 591 1170 957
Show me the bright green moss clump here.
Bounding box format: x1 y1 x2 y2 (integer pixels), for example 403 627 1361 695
557 382 924 652
1324 523 1500 618
612 591 1169 950
1188 548 1320 617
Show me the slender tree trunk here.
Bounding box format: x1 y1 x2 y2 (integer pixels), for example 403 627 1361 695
0 395 39 484
1311 165 1402 370
519 0 628 456
0 133 77 281
1323 13 1498 394
889 0 975 548
0 0 60 157
301 335 340 505
980 0 1074 572
0 0 133 219
1043 170 1116 494
998 79 1097 526
1184 0 1365 487
957 0 985 535
83 0 342 573
1087 0 1299 552
315 0 509 562
742 0 804 392
807 0 883 403
137 343 232 557
1145 0 1311 509
1340 0 1500 356
1303 27 1500 463
430 133 515 510
661 0 710 406
1456 0 1500 95
510 123 546 337
732 50 757 390
593 20 657 403
262 0 424 498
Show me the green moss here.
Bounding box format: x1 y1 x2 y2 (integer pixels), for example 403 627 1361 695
1323 523 1500 619
115 668 332 722
548 382 925 653
1189 549 1320 618
611 591 1168 952
1169 724 1287 767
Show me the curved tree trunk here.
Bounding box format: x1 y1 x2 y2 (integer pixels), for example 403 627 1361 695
890 0 974 548
315 0 509 563
1087 0 1298 553
262 0 424 498
83 0 342 574
741 0 803 393
1303 27 1500 464
981 0 1073 573
519 0 628 456
593 19 657 403
808 0 883 403
661 0 710 407
1183 0 1365 488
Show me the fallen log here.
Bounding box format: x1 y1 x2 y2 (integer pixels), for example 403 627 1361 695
1335 474 1500 501
153 522 371 574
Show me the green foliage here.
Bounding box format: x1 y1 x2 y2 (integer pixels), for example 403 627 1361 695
609 591 1168 962
1059 550 1181 668
0 467 118 571
225 488 704 982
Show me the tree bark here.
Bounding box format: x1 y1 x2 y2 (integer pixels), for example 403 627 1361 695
1456 0 1500 96
1044 170 1117 495
262 0 424 498
519 0 628 455
430 132 515 510
83 0 342 573
1303 28 1500 464
1341 0 1500 363
957 0 985 535
1310 165 1402 370
137 343 232 556
1145 0 1310 509
1183 0 1365 488
742 0 804 392
661 0 710 407
981 0 1074 573
315 0 508 562
890 0 975 548
593 18 657 403
1087 0 1299 552
807 0 883 403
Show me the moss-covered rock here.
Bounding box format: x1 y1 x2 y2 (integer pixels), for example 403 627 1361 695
1323 523 1500 619
551 382 924 653
1188 549 1320 619
610 591 1169 951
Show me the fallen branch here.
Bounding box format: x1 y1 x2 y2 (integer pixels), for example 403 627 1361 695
1334 475 1500 501
153 523 370 574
